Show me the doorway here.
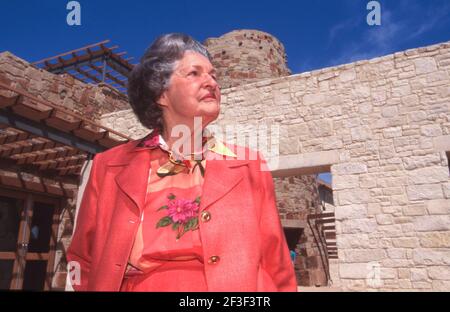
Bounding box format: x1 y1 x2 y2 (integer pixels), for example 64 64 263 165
0 188 60 290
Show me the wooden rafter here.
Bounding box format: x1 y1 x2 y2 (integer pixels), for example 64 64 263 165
32 40 133 94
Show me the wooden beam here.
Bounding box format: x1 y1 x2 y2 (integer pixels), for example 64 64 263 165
32 40 111 65
307 212 335 220
316 218 335 225
87 63 127 88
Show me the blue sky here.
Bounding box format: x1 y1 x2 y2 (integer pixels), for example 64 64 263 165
1 0 449 73
1 0 449 184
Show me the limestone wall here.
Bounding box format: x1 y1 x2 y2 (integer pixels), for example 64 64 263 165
217 41 450 291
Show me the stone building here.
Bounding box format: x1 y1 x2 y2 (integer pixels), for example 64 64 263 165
102 30 450 291
217 34 450 291
0 29 449 291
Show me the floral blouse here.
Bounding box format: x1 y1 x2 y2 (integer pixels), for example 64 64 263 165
124 130 235 278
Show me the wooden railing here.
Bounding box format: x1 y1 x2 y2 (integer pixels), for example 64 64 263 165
307 209 337 285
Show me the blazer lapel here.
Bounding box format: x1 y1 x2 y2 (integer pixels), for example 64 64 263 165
201 159 249 211
114 148 151 214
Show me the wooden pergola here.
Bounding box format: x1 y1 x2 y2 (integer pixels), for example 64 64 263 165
0 74 132 290
0 81 130 196
32 40 135 94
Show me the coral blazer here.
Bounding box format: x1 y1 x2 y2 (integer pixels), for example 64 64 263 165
66 139 297 291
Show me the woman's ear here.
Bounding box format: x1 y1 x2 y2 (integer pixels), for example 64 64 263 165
157 91 169 108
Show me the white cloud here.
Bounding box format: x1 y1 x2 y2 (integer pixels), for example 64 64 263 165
327 9 403 66
406 3 450 39
327 18 360 47
326 1 450 68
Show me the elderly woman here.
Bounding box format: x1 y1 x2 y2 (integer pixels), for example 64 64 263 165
66 33 296 292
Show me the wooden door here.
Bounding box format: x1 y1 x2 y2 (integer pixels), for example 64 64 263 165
0 188 60 290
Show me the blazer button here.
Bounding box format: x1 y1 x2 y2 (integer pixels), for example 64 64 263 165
208 255 220 264
201 211 211 222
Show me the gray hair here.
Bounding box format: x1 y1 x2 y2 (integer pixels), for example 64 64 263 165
127 33 212 131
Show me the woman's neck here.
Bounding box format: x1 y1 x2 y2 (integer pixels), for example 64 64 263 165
161 124 205 157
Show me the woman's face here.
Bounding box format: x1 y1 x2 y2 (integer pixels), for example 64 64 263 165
159 51 221 129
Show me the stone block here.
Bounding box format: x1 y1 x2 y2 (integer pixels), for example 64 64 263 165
341 218 378 234
322 136 344 150
351 85 371 98
381 268 398 279
391 194 409 206
432 280 450 291
406 184 443 201
413 249 450 265
403 154 441 170
376 214 394 225
378 224 403 237
303 93 324 105
426 199 450 215
367 203 382 216
382 127 402 138
387 248 407 259
443 183 450 199
307 120 333 137
392 84 411 97
413 57 437 74
335 204 367 220
382 187 404 196
350 126 372 142
381 106 399 118
379 146 396 159
343 249 386 263
358 103 373 114
420 124 443 137
337 234 371 249
402 204 427 216
382 205 403 215
339 263 371 279
338 189 371 205
398 268 410 279
419 232 450 248
413 215 450 231
382 259 415 268
392 237 420 248
428 266 450 280
411 268 429 282
407 110 426 122
332 175 359 190
394 216 413 224
332 163 368 176
339 69 356 82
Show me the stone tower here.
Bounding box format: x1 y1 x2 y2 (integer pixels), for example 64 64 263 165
203 29 291 89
